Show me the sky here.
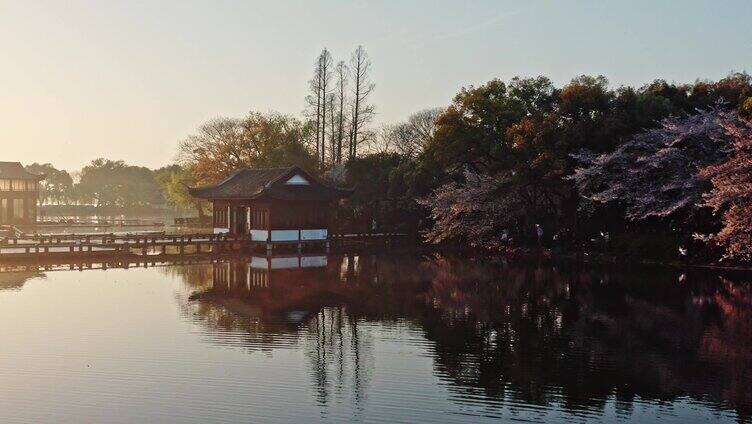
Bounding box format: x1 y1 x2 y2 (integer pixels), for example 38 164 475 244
0 0 750 171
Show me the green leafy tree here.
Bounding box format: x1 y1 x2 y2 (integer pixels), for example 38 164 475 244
24 163 74 205
77 159 162 208
425 77 557 175
336 153 421 233
155 165 208 218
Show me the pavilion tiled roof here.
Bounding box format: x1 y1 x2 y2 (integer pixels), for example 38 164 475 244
188 165 352 201
0 162 44 180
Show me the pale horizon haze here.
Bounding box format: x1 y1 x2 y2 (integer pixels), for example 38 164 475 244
1 0 750 171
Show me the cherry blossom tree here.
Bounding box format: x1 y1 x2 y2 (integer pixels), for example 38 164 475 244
571 107 737 221
698 119 752 259
418 171 524 249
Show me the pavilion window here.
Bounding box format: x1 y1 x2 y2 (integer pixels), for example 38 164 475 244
0 179 10 191
215 208 227 227
251 208 268 229
12 199 24 219
0 199 6 223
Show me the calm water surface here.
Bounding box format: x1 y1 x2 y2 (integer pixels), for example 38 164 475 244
0 253 750 423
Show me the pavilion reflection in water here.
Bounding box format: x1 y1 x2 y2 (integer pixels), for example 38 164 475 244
212 254 330 293
191 254 373 410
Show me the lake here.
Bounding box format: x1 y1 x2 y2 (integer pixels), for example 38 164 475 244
0 253 749 423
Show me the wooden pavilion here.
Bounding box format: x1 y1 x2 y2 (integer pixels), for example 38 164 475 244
0 162 44 226
189 165 351 242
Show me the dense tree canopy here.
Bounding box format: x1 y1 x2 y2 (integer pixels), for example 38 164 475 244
425 77 557 174
417 73 752 259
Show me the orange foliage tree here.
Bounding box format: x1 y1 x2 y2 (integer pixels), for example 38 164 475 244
179 112 317 186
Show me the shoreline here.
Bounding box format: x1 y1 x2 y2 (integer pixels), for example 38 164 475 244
508 247 752 273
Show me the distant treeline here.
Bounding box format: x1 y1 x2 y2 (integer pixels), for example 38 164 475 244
25 160 187 213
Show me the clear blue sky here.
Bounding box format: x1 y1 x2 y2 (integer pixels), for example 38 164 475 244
1 0 750 170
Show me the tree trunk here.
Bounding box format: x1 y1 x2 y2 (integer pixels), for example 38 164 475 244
337 105 344 163
329 96 336 167
315 71 322 165
352 65 361 159
321 83 326 167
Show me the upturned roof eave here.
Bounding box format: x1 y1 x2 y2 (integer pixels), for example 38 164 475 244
187 165 353 200
189 191 347 202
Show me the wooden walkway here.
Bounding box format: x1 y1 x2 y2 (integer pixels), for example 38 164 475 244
0 232 248 259
0 231 411 260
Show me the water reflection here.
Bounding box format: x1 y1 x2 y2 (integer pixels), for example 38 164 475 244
182 255 376 414
0 269 42 290
182 254 752 422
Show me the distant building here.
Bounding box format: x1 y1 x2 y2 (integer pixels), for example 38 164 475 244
0 162 44 225
189 165 351 240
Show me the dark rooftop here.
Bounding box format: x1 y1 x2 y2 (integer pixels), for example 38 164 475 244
188 165 351 201
0 162 44 180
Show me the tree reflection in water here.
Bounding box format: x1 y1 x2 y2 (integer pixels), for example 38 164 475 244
176 253 752 421
0 270 43 291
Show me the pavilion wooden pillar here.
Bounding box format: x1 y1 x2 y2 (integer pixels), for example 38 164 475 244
228 200 235 236
266 205 272 254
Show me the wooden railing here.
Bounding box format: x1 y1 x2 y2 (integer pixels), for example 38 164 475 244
0 225 24 239
330 232 407 239
174 217 212 226
36 218 164 226
0 232 249 247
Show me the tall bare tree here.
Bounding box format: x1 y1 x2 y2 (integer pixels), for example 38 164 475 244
317 49 333 168
367 108 441 156
305 49 333 169
328 92 336 167
305 58 323 161
334 60 348 163
348 45 375 159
